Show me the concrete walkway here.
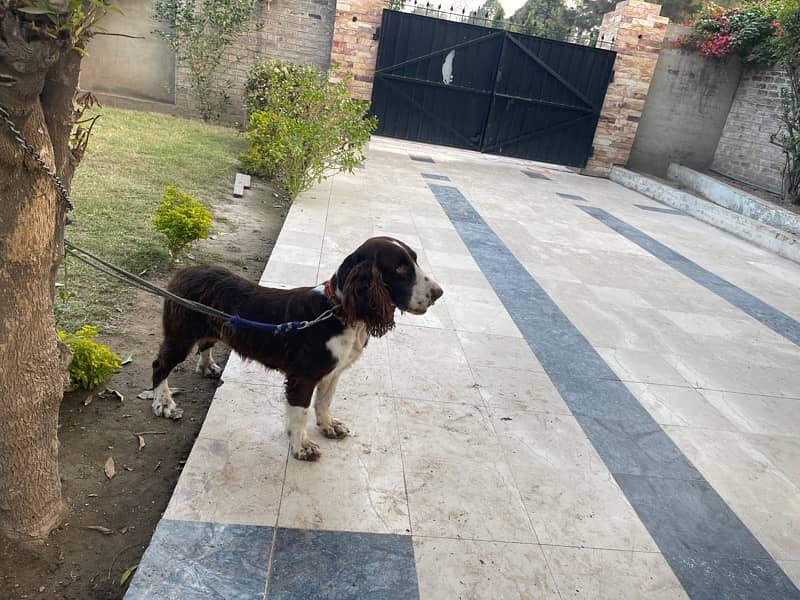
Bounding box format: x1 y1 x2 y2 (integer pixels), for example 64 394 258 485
126 138 800 599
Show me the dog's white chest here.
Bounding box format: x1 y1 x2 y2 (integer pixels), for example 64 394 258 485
326 324 368 373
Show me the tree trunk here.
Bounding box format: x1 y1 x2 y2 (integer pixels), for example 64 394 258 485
0 12 81 540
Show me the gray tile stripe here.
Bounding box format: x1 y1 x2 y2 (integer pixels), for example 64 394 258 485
427 183 800 599
634 203 686 215
421 172 450 181
126 519 419 599
580 206 800 347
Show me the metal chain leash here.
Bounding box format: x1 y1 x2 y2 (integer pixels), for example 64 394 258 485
0 104 75 212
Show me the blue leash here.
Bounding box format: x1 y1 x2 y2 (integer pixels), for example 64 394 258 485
226 308 339 334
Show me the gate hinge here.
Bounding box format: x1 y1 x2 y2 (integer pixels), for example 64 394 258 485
373 26 381 41
589 146 595 158
610 70 615 83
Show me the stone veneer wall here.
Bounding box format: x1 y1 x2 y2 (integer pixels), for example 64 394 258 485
711 65 788 194
582 0 669 177
174 0 337 122
329 0 384 100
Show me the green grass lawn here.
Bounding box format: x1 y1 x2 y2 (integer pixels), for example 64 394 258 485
59 107 246 332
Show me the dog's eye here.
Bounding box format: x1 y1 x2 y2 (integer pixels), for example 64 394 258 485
396 264 410 276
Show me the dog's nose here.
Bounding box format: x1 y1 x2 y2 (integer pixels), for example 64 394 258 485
430 284 443 303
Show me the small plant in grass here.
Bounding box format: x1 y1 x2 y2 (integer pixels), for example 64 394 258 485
241 61 378 200
153 186 213 256
57 325 121 390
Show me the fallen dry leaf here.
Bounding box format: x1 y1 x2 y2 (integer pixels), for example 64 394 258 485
104 456 116 480
137 435 145 451
83 395 93 406
86 525 113 535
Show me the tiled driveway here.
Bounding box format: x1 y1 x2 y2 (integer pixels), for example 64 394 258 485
127 138 800 599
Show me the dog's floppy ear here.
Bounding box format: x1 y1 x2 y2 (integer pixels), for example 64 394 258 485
340 259 395 337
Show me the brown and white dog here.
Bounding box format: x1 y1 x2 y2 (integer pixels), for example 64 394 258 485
150 237 443 460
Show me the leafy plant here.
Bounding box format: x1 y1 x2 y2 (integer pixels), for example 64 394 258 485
153 186 213 256
676 0 800 203
673 2 782 61
241 61 378 200
770 0 800 203
57 325 121 390
153 0 260 120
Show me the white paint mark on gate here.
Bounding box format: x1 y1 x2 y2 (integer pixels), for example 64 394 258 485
442 50 455 85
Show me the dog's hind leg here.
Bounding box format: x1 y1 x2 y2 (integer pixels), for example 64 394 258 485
151 336 194 420
315 373 349 439
286 376 321 461
195 340 222 379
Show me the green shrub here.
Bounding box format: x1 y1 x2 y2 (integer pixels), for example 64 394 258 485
58 325 121 390
153 186 213 256
241 61 378 199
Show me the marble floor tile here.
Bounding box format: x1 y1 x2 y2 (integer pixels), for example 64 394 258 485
164 437 286 527
126 519 272 600
473 365 570 414
222 353 284 386
699 389 800 437
413 537 559 600
779 561 800 589
270 528 417 600
388 358 482 404
404 455 536 542
387 324 469 365
456 331 542 372
200 380 286 445
396 396 502 461
597 347 692 387
278 396 409 535
542 545 688 600
510 460 658 552
625 382 734 430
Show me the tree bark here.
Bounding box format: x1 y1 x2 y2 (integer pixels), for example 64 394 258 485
0 11 79 540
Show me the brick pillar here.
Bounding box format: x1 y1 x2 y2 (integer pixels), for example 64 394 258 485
582 0 669 177
330 0 384 100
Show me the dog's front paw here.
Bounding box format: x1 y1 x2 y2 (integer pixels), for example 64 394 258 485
292 439 321 461
152 396 183 420
197 362 223 379
319 418 350 439
164 405 184 420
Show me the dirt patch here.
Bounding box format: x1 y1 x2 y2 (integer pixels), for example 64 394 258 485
0 179 286 600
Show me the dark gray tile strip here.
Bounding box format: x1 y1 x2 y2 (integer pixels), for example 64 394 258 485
125 519 272 599
634 203 686 215
580 206 800 347
427 183 800 599
409 154 434 163
269 528 418 600
421 172 450 181
523 170 550 180
557 192 588 201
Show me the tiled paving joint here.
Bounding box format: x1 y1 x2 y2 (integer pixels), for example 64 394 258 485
127 138 800 600
428 182 800 598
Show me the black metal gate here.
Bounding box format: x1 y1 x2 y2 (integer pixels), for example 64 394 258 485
370 10 616 168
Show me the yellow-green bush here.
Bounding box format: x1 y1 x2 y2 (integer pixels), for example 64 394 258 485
58 325 122 390
241 61 378 200
153 186 213 255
